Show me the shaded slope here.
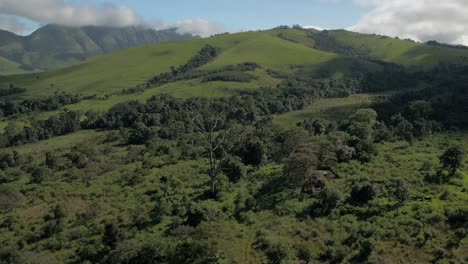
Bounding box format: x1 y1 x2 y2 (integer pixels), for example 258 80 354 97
311 30 468 68
0 24 195 73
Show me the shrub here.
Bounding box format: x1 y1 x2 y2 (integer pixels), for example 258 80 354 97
265 242 288 264
350 181 378 205
186 201 225 227
221 155 246 182
0 186 24 211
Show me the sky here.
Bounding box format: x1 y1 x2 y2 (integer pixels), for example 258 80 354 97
1 0 468 45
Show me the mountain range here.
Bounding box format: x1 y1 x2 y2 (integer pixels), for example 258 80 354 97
0 24 195 74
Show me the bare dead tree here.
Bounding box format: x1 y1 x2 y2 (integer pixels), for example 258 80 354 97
188 102 227 197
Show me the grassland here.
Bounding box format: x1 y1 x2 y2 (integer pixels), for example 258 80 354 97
0 57 29 75
273 93 377 127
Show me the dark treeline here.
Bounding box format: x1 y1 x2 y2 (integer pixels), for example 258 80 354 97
0 84 26 97
312 30 372 60
90 77 359 134
147 45 219 88
426 40 468 50
371 64 468 131
3 110 81 146
1 75 360 147
6 63 468 147
0 92 87 117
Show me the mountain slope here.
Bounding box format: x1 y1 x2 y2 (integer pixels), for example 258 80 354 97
2 28 468 111
0 30 344 99
0 24 195 73
0 56 30 75
309 29 468 68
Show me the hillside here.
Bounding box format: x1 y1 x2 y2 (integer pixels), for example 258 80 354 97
310 30 468 68
0 27 467 263
0 24 195 73
1 28 468 109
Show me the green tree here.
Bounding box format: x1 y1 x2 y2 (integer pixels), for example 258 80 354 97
284 146 319 189
317 187 342 215
350 181 378 204
102 223 122 250
265 243 288 264
45 152 56 169
440 146 465 176
392 178 410 203
346 109 377 140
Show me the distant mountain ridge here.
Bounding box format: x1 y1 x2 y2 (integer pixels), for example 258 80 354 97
0 24 196 74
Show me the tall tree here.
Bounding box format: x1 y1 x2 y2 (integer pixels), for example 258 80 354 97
188 101 228 197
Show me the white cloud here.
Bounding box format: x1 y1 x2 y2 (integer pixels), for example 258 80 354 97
350 0 468 45
174 19 225 37
303 25 326 31
0 0 143 27
0 0 225 37
352 0 383 6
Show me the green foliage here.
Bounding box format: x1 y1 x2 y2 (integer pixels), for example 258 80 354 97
0 92 85 118
0 185 23 211
0 84 26 97
148 45 220 87
315 187 343 215
350 181 378 205
440 146 465 176
186 201 225 227
221 155 246 182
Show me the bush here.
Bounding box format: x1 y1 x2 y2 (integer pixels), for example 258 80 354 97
284 146 319 189
202 71 255 83
221 156 246 182
350 181 378 205
0 186 24 211
265 243 288 264
315 187 343 215
446 206 468 225
186 201 225 227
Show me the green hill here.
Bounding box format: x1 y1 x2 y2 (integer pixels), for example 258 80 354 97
2 27 468 115
0 57 30 75
0 27 468 97
0 24 195 73
0 27 467 264
0 30 341 99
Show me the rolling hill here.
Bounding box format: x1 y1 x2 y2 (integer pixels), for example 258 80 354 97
2 28 468 105
0 24 195 73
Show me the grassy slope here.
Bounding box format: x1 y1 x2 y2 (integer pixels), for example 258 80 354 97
0 31 339 100
0 40 208 99
273 93 377 127
1 28 468 123
326 30 468 68
3 29 468 101
0 57 29 75
203 31 338 71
